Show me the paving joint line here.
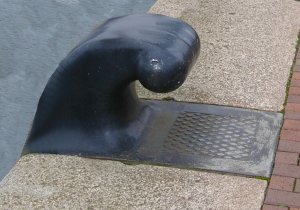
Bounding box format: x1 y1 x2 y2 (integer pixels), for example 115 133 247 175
262 30 300 210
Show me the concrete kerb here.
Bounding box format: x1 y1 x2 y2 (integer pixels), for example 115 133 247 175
0 154 267 209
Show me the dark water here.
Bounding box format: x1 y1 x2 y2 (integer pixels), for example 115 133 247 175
0 0 156 180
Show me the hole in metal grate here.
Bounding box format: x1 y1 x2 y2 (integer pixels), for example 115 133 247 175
163 112 258 160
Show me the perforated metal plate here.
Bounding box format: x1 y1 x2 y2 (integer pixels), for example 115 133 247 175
104 100 282 177
163 112 255 160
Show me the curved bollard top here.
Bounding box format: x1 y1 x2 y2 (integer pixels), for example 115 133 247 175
23 14 200 156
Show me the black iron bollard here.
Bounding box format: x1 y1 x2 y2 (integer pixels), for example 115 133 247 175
23 14 200 156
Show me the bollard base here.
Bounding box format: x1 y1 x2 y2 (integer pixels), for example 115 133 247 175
26 99 282 177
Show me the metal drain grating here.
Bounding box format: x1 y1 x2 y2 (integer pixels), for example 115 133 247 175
84 100 282 177
128 100 283 177
163 112 256 160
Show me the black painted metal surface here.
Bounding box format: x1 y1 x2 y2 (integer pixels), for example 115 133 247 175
23 14 200 156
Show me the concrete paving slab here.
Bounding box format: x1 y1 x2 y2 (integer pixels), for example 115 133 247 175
0 0 156 180
0 154 267 210
137 0 300 112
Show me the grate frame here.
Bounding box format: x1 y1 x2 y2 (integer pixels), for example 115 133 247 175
92 100 282 177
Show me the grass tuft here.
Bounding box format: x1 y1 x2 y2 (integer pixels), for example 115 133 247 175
255 176 271 182
281 31 300 114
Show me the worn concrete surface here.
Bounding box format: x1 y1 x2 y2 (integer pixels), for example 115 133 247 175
0 154 267 210
137 0 300 112
0 0 156 180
